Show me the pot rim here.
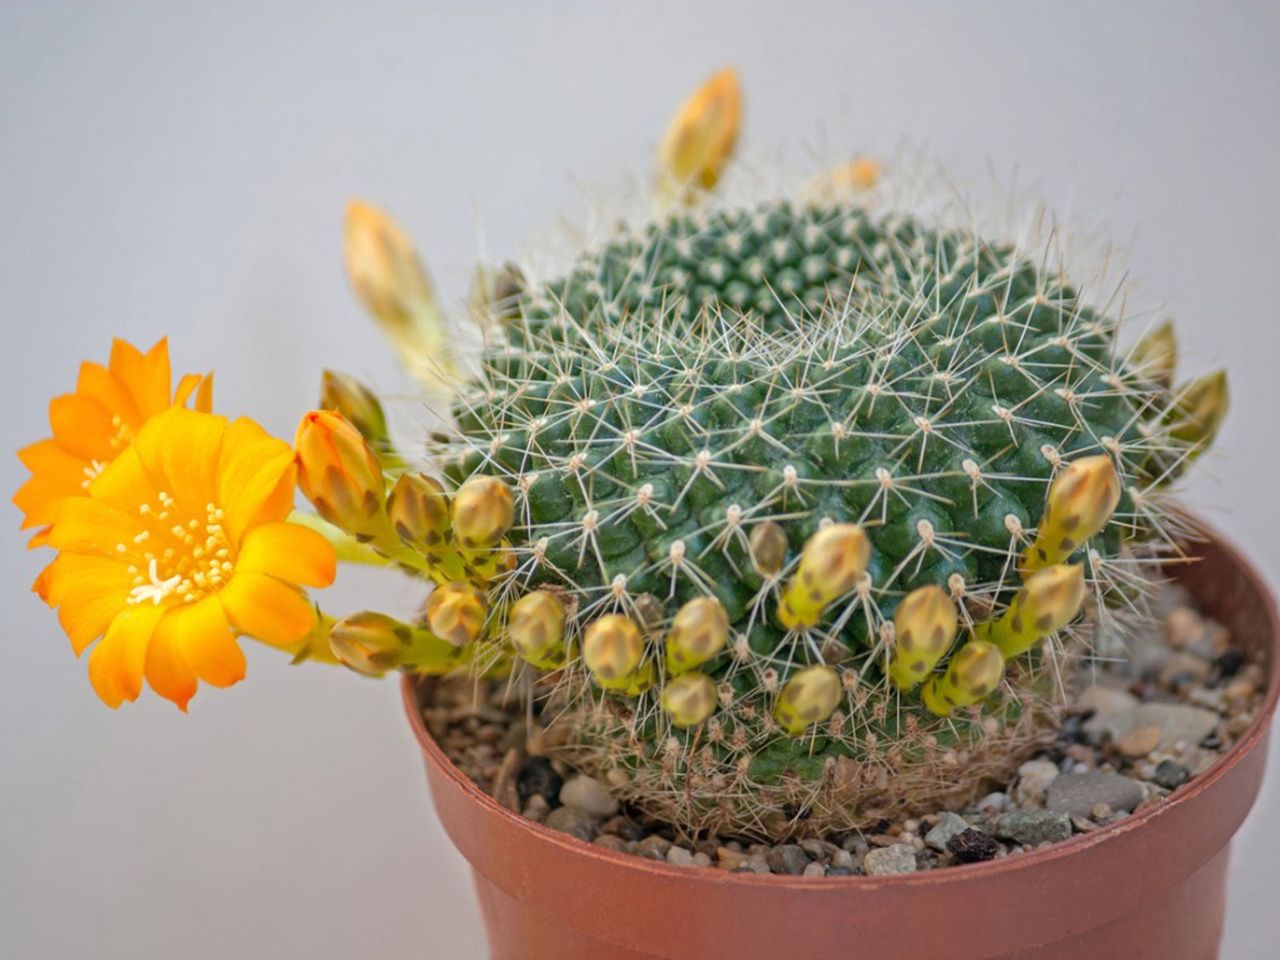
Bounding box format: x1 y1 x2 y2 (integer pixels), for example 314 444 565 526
402 519 1279 891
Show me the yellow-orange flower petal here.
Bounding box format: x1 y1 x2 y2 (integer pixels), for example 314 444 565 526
34 406 335 708
13 337 214 543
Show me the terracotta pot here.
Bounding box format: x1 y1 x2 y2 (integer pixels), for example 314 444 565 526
404 526 1278 960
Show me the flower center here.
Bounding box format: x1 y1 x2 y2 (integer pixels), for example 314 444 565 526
123 493 236 606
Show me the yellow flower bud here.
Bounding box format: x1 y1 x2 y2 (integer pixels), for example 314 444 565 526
1168 370 1229 450
660 672 718 728
922 639 1006 716
989 563 1087 660
774 664 842 736
582 614 646 691
507 590 567 670
748 520 789 576
664 596 729 675
887 585 959 692
386 472 451 547
1022 455 1121 573
451 475 515 549
319 369 390 449
805 155 882 201
425 581 488 647
343 199 457 389
294 410 388 540
656 67 742 201
1131 321 1177 389
328 610 468 677
777 523 871 630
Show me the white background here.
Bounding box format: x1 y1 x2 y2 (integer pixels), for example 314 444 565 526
2 3 1277 957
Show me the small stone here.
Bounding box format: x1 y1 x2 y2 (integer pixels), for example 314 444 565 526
827 866 853 876
1013 760 1061 807
925 812 971 852
803 862 827 877
593 834 628 853
832 848 854 869
994 810 1072 846
976 791 1009 815
1160 652 1211 689
559 775 620 818
634 835 672 861
666 845 695 866
521 795 550 823
516 757 563 805
767 844 811 875
1115 724 1162 759
600 816 645 842
1214 649 1246 678
1047 771 1144 818
864 844 917 875
1076 684 1138 717
1133 703 1220 750
948 828 999 863
1153 759 1191 790
544 805 597 843
693 852 713 868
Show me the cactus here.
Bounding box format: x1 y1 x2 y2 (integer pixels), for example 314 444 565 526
305 70 1226 839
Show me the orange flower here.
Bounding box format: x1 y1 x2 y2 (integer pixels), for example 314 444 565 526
37 407 336 709
14 338 212 546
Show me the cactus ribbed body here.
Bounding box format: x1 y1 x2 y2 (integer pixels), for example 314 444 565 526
437 198 1181 837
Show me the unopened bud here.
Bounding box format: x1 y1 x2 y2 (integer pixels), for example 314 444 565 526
777 523 870 630
294 410 388 540
451 475 515 548
507 590 567 669
922 639 1005 716
425 581 488 646
329 611 412 676
887 585 959 691
582 614 646 691
990 564 1087 660
748 521 789 576
660 672 718 728
774 664 843 736
656 67 742 200
1023 455 1121 572
665 596 729 675
386 472 450 546
805 155 882 201
1168 370 1229 451
1131 321 1177 389
319 369 389 448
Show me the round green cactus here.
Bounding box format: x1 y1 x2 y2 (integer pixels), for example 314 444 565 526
420 197 1203 837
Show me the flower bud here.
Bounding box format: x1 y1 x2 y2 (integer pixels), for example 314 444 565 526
777 523 870 630
319 369 389 448
1131 321 1177 389
805 155 882 201
328 610 413 677
887 585 959 692
656 67 742 200
451 475 515 548
660 672 718 728
1022 455 1121 573
774 664 842 736
922 639 1005 716
664 596 729 675
582 614 646 691
748 520 788 576
990 564 1087 660
507 590 567 669
294 410 388 540
425 581 488 646
1168 370 1229 450
386 472 450 547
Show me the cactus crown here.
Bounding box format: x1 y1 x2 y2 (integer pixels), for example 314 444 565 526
314 72 1225 839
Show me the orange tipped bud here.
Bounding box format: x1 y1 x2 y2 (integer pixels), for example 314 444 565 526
656 67 742 200
777 523 871 630
660 672 718 728
451 475 515 548
582 614 646 691
1023 455 1122 572
294 410 388 540
887 585 959 691
664 596 729 674
774 664 842 736
425 581 488 647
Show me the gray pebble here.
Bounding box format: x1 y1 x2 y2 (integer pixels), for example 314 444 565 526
1153 759 1191 790
803 861 827 877
666 845 695 866
558 775 620 818
767 844 811 875
634 834 671 861
864 844 917 875
976 791 1009 814
1013 760 1061 807
1047 771 1144 818
925 812 971 852
544 805 598 843
994 810 1072 846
